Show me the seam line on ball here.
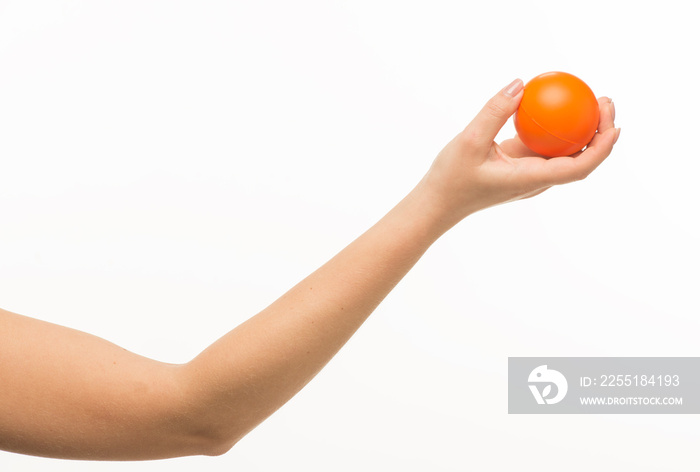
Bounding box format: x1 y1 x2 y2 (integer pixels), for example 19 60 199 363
518 106 579 145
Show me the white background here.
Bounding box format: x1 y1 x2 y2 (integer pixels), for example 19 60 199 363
0 0 698 470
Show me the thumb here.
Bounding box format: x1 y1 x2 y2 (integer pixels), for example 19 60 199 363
463 78 524 147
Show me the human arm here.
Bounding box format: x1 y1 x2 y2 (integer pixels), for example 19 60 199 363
0 78 619 460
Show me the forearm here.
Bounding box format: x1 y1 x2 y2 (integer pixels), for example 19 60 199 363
0 186 447 460
183 181 451 449
0 182 456 460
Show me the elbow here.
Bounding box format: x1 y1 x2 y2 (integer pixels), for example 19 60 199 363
200 436 239 457
179 414 243 457
200 428 243 456
174 369 249 458
181 406 246 458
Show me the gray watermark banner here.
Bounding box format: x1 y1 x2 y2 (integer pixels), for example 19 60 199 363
508 357 700 414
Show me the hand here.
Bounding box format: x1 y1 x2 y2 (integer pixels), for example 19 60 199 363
417 78 620 229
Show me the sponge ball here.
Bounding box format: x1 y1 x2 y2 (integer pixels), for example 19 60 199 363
514 72 600 157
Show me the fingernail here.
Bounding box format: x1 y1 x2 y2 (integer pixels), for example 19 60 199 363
503 78 523 97
613 128 621 144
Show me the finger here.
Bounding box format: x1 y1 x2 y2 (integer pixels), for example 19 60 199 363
582 98 617 152
462 79 524 149
535 126 618 186
597 96 615 134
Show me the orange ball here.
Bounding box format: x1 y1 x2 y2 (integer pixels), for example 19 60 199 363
514 71 599 157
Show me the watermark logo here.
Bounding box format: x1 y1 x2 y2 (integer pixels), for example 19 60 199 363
528 365 568 405
510 358 695 414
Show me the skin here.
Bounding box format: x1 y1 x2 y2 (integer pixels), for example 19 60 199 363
0 79 620 460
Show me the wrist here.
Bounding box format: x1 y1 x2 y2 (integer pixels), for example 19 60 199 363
401 179 463 242
407 177 474 238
